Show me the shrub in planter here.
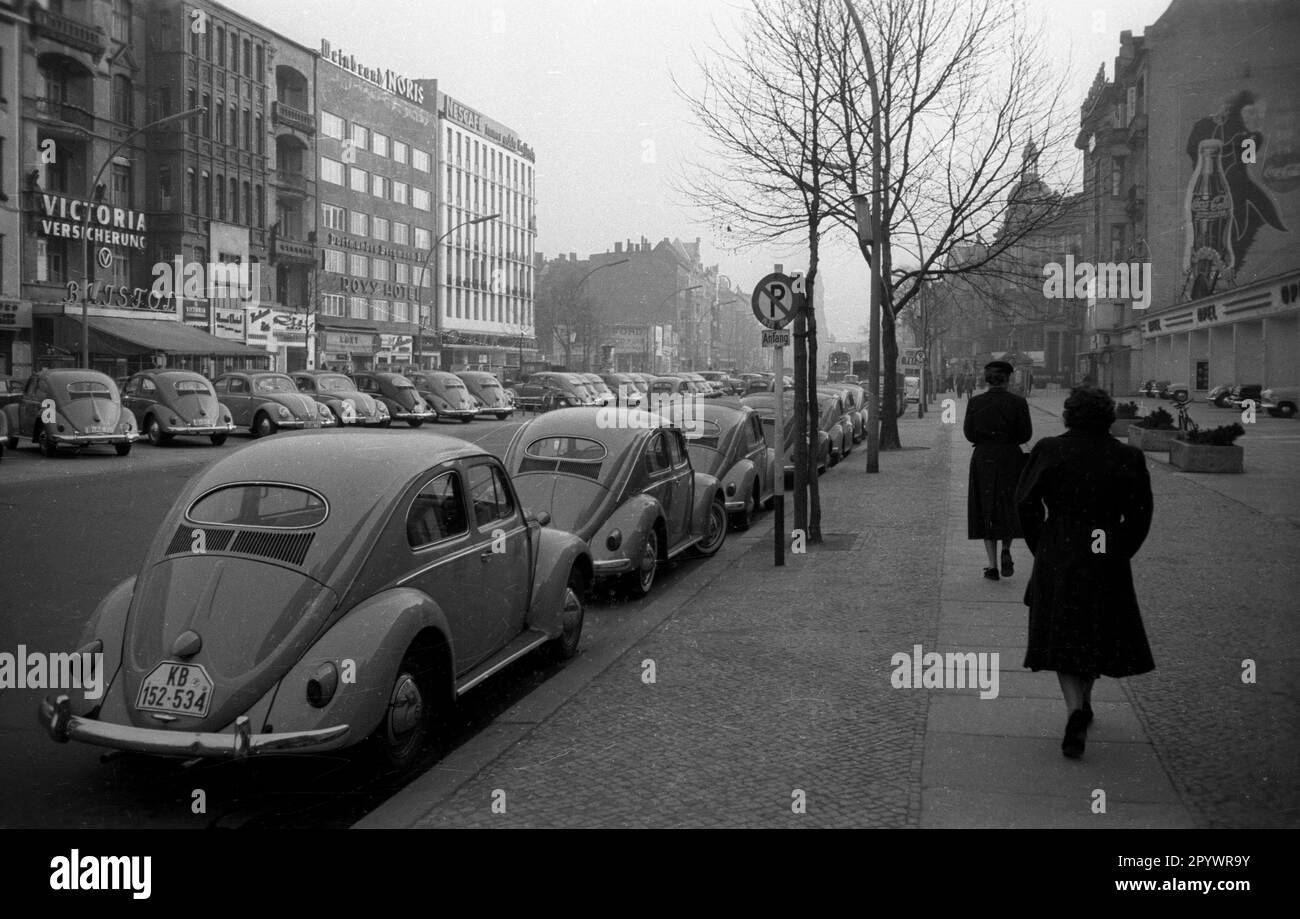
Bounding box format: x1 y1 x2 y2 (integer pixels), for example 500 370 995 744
1134 407 1175 429
1128 406 1179 451
1171 423 1245 473
1111 401 1141 436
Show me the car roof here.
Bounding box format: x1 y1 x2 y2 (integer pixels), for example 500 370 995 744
39 369 116 384
665 399 752 427
517 407 670 453
457 370 498 379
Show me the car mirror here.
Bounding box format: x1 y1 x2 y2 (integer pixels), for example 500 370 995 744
531 510 552 527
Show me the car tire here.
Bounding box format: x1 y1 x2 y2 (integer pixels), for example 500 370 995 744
622 529 660 599
496 412 509 421
253 412 276 438
115 442 132 457
145 417 172 446
381 418 393 428
369 646 437 775
546 570 586 662
38 428 57 458
460 416 473 424
732 486 756 531
210 433 228 446
691 497 728 558
1274 402 1297 419
1214 394 1233 408
407 419 424 428
5 433 17 450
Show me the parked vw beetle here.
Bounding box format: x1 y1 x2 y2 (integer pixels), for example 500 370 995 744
352 371 438 427
823 382 867 443
212 371 334 437
409 371 478 423
291 370 389 427
457 371 515 420
1262 385 1298 418
121 370 236 446
504 407 728 598
664 398 773 530
741 392 829 475
37 432 592 774
3 369 138 457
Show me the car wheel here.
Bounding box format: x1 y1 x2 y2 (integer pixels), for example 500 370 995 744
407 418 424 428
732 487 755 531
692 497 728 558
370 647 437 774
460 416 473 424
38 428 57 458
496 412 509 421
210 433 228 446
622 529 660 598
547 570 586 662
115 442 132 457
253 412 276 438
381 418 393 428
146 417 172 446
1214 394 1233 408
5 433 17 450
1275 402 1297 419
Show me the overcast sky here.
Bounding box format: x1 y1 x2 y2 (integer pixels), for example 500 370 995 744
225 0 1175 340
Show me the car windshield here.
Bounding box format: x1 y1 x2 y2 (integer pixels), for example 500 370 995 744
254 376 298 393
188 484 328 529
316 375 354 392
66 381 112 399
172 380 212 395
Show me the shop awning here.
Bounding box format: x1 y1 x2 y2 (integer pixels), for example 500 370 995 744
59 316 269 358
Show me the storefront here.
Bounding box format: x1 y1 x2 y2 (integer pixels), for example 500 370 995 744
1138 269 1300 392
246 307 311 373
318 328 379 372
0 300 33 379
434 329 536 375
41 313 271 378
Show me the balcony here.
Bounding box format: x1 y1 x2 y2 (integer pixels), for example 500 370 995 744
24 96 95 133
272 101 315 135
32 8 106 59
275 170 307 195
272 236 316 264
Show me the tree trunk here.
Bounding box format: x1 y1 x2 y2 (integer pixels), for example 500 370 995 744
792 304 808 536
879 305 902 450
805 269 822 543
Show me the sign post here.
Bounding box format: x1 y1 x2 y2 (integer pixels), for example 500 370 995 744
752 272 796 567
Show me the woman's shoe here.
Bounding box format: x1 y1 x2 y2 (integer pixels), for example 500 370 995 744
1062 709 1088 759
983 567 1000 581
1000 549 1014 577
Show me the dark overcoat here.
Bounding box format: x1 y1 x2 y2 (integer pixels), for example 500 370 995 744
1016 430 1156 679
964 388 1032 539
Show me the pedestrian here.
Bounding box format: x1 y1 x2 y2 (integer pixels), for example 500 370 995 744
963 361 1031 582
1016 385 1155 759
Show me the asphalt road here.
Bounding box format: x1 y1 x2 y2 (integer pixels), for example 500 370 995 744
0 412 706 829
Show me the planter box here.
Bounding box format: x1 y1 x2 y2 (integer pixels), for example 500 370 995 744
1111 418 1142 436
1128 425 1179 451
1170 439 1244 473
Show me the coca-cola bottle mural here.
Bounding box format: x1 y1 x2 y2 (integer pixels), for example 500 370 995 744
1185 138 1234 300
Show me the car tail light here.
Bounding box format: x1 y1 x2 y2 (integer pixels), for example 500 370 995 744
306 662 339 708
606 529 623 551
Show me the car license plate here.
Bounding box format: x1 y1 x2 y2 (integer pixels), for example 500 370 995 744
136 662 214 719
84 425 106 434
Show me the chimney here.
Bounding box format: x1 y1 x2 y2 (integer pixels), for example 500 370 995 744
627 239 634 254
615 242 623 253
642 236 649 248
569 252 577 262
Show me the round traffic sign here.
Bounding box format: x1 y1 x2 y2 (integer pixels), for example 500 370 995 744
751 273 796 330
96 247 113 270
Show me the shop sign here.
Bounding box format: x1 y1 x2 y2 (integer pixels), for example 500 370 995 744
324 331 376 352
0 300 32 329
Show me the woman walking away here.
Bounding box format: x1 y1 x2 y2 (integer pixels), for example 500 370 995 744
964 361 1032 580
1016 386 1155 759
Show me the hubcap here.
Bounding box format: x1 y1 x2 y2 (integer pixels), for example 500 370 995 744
149 421 161 443
386 673 424 754
562 587 583 643
705 505 725 548
639 536 657 590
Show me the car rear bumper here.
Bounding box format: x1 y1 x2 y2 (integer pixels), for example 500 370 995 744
54 432 138 445
163 424 235 436
38 694 350 758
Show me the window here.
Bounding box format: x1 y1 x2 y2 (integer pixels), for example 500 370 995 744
393 140 408 164
228 106 238 148
243 39 252 76
204 25 212 60
413 148 431 172
255 185 264 227
322 203 346 230
243 182 251 225
202 171 211 216
215 100 224 143
392 301 409 322
321 111 344 139
215 174 225 219
229 32 239 71
414 227 431 250
372 132 389 157
324 249 346 273
412 187 431 211
322 293 345 317
350 253 369 277
111 163 131 208
406 472 468 548
349 167 368 193
371 174 388 199
256 45 264 82
392 181 408 205
158 166 172 209
229 177 240 222
112 75 132 125
190 24 200 57
350 211 369 236
201 94 211 137
369 216 388 241
187 168 197 210
320 157 344 185
371 298 389 321
395 262 408 284
392 222 409 245
372 259 390 281
645 433 672 473
468 464 515 528
243 109 251 151
255 114 263 154
216 28 225 69
348 296 368 318
351 124 369 150
1110 225 1125 261
189 484 328 530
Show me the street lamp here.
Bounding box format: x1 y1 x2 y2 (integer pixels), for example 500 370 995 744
79 106 206 369
567 258 628 370
413 212 499 370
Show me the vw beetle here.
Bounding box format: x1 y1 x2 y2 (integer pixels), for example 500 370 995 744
351 371 438 427
504 407 728 598
3 369 138 457
121 370 235 446
663 398 774 530
741 392 830 476
212 371 334 436
37 432 592 773
456 371 515 420
409 371 479 423
290 370 389 427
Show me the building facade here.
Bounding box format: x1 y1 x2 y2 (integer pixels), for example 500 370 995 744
1 1 27 377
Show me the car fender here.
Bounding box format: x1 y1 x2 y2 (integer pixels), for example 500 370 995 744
690 472 724 531
63 575 137 717
526 527 592 634
253 399 289 422
589 494 662 573
721 457 758 506
262 587 455 740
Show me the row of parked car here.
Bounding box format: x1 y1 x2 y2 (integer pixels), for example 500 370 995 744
1135 379 1297 417
30 383 873 776
0 366 521 460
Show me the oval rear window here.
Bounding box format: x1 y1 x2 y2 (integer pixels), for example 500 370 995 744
525 436 607 461
188 484 328 529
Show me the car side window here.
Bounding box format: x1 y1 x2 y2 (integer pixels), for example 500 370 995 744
467 462 516 530
297 377 313 391
645 432 672 474
406 471 469 549
123 378 138 396
228 378 248 395
668 430 688 467
141 378 157 395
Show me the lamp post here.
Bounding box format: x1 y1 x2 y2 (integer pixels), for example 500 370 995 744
414 212 499 371
79 106 207 369
567 258 628 371
845 0 884 473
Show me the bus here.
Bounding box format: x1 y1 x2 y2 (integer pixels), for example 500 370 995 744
828 351 852 382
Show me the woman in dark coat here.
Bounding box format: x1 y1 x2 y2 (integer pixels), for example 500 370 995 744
964 361 1032 580
1016 386 1155 758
